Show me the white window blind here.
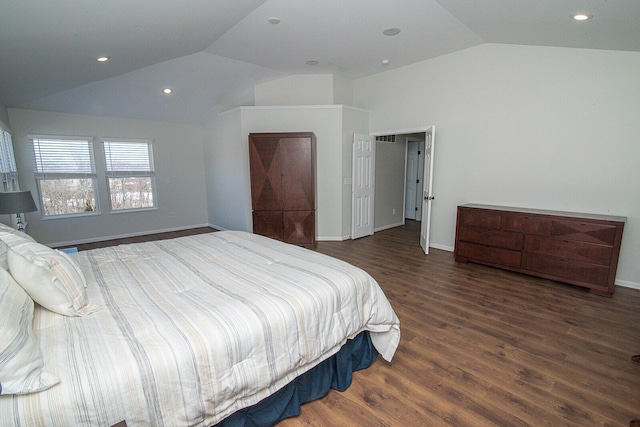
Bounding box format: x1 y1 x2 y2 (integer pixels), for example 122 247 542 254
104 140 154 176
30 136 98 216
0 129 18 190
32 137 96 178
103 140 156 211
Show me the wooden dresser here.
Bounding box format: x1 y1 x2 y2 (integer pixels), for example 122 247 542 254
454 204 625 296
249 132 316 248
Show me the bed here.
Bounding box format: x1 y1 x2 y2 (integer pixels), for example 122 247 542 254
0 229 400 426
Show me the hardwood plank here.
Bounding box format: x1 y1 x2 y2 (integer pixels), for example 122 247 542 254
290 220 640 426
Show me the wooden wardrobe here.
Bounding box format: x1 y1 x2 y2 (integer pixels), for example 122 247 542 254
248 132 316 248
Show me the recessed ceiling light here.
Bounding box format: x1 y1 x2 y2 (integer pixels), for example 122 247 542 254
572 13 593 21
383 28 401 36
306 60 318 66
97 56 110 62
162 88 173 94
268 17 280 24
381 59 390 65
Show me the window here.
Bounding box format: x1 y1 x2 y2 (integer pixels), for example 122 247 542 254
103 139 156 211
31 136 98 217
0 129 19 192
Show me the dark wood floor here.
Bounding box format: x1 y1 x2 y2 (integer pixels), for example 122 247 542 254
283 221 640 427
77 222 640 426
66 226 217 251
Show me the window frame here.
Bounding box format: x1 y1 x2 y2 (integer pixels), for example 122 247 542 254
0 128 19 192
102 138 157 213
29 135 100 219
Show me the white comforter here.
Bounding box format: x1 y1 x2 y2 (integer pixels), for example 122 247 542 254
0 231 400 426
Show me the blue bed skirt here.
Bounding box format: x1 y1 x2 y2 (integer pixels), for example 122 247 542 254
217 331 378 426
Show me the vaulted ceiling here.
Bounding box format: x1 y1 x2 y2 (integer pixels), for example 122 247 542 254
1 0 638 124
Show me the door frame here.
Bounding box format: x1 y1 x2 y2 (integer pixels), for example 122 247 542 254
370 125 435 245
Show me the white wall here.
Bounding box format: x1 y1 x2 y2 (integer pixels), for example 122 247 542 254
205 109 247 231
254 74 354 107
333 75 354 106
205 105 369 240
353 43 640 288
7 108 208 246
0 101 9 130
254 75 336 106
374 137 406 229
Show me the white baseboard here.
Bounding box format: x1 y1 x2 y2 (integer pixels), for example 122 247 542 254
318 235 350 241
208 223 228 231
374 222 405 233
430 243 454 252
616 279 640 291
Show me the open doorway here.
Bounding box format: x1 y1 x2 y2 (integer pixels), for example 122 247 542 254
363 126 435 253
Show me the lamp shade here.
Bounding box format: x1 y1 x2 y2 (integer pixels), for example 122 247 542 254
0 191 38 215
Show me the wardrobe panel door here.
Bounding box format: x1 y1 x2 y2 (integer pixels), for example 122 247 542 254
249 137 283 210
284 211 315 246
253 211 284 241
281 137 315 211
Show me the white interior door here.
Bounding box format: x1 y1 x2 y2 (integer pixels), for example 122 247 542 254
414 139 425 220
420 126 435 254
404 142 419 220
352 133 375 239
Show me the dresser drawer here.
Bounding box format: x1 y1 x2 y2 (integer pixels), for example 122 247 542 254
551 220 617 245
457 226 524 251
459 208 502 229
524 236 613 266
456 242 521 269
501 214 552 235
521 253 610 288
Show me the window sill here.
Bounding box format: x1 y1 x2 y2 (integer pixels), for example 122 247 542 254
41 211 101 220
109 206 158 215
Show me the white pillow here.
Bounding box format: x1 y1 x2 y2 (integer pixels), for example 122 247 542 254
0 228 35 270
0 268 60 394
0 223 16 233
2 233 101 316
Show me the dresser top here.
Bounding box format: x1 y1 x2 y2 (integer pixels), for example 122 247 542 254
459 204 626 223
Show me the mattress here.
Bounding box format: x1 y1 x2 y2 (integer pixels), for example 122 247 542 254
0 230 400 426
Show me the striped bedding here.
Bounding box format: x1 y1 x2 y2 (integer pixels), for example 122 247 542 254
0 230 400 426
